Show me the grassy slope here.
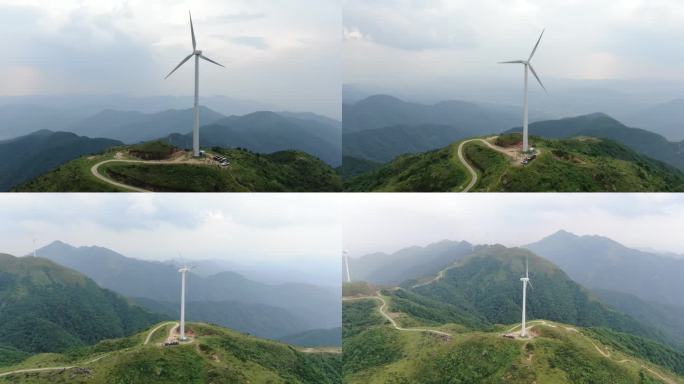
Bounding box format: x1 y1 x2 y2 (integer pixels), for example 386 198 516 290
0 322 341 384
14 147 342 192
342 299 684 384
345 137 684 192
344 144 468 192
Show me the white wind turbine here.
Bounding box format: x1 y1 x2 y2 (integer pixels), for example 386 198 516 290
178 264 192 341
165 11 225 157
520 256 533 337
499 29 546 153
343 250 351 283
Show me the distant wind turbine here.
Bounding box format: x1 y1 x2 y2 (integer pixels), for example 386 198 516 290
499 29 546 153
343 250 351 283
520 256 533 337
165 11 225 157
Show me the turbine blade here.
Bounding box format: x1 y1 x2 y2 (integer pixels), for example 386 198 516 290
498 60 525 64
528 279 534 290
189 11 196 51
528 64 546 92
526 257 529 278
528 29 545 61
165 53 194 79
199 54 225 68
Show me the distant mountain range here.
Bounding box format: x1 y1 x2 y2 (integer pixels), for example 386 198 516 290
35 241 341 339
0 253 164 356
625 98 684 141
343 95 519 134
70 106 226 144
349 240 473 285
525 230 684 308
0 130 122 191
165 111 341 166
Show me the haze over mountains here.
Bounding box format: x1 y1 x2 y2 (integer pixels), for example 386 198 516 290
35 241 341 341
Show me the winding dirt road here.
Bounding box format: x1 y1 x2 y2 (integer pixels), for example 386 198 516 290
344 292 451 337
144 321 179 345
0 322 180 379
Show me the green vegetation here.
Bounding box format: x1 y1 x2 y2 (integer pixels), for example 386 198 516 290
339 156 383 179
345 145 467 192
15 147 342 192
0 323 341 383
495 133 523 147
0 254 165 358
0 130 121 191
128 140 178 160
278 328 342 348
585 328 684 375
390 246 667 346
462 141 508 191
342 290 683 383
343 300 385 339
343 281 377 297
346 135 684 192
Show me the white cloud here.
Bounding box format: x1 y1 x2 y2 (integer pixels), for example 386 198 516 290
0 0 341 117
342 193 684 258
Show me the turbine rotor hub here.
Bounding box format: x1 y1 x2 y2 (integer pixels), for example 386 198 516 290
194 50 202 55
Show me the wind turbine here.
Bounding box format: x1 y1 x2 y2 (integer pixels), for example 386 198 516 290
178 264 192 341
499 29 546 153
165 11 225 157
520 256 533 337
343 250 351 283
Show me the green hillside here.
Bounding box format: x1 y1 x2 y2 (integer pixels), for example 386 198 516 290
342 297 684 384
390 245 667 345
345 145 469 192
14 145 342 192
345 135 684 192
0 254 164 355
0 322 341 383
0 130 122 191
506 113 684 171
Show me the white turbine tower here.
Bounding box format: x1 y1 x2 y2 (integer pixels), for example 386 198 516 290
343 250 351 283
32 238 37 257
520 256 533 337
178 265 191 341
165 11 225 157
499 29 546 153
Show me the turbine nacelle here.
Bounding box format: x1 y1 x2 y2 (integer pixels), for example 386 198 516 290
194 50 202 56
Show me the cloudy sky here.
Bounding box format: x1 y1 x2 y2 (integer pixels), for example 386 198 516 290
342 194 684 258
0 0 340 117
344 0 684 93
0 194 341 268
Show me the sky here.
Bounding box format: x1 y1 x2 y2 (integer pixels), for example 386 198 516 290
342 194 684 258
0 194 342 269
344 0 684 97
0 0 340 118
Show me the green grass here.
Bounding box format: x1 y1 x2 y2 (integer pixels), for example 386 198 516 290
345 136 684 192
344 145 467 192
128 140 178 160
14 147 342 192
12 151 123 192
342 282 377 297
462 141 508 191
494 133 523 147
0 322 342 384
